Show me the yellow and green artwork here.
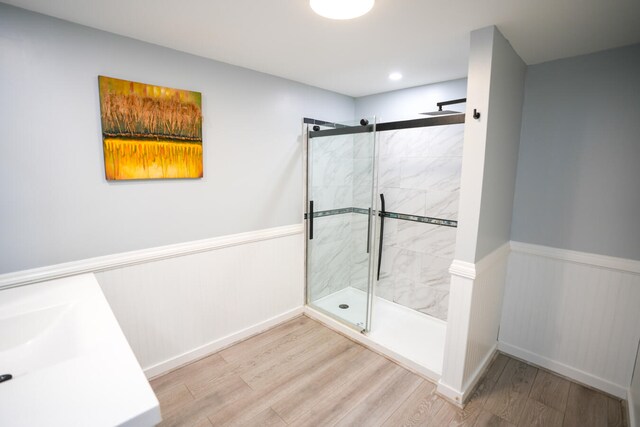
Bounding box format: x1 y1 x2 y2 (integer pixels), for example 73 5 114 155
98 76 203 180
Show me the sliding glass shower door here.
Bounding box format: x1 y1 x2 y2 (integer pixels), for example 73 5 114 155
305 119 378 332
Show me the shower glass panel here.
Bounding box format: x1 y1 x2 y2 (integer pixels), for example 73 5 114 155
305 119 377 332
375 123 464 321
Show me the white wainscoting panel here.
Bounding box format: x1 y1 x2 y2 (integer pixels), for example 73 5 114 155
95 227 304 377
462 243 510 390
438 242 509 404
438 272 474 405
499 242 640 399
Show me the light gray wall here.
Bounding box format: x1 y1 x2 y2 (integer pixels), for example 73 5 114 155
355 78 467 123
0 4 354 273
455 26 526 263
511 44 640 260
474 28 526 260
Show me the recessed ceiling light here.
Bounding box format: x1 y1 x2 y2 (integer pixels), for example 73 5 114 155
389 72 403 81
310 0 375 20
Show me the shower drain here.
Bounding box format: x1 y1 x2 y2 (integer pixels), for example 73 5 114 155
338 304 349 309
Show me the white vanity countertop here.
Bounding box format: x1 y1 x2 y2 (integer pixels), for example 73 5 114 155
0 274 161 427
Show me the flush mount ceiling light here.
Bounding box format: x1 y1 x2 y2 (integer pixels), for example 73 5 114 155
310 0 375 20
389 72 403 81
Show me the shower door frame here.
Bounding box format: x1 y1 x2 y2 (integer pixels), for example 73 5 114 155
303 113 466 333
302 118 380 333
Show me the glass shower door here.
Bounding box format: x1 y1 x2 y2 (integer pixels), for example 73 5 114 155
305 119 377 332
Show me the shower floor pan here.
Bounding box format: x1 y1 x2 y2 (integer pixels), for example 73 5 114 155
312 287 446 379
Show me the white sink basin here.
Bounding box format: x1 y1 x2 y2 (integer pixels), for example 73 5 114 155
0 274 161 426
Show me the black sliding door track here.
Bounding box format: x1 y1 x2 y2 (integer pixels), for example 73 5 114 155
307 114 465 139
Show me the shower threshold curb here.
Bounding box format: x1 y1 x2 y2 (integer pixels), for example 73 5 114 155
303 305 441 383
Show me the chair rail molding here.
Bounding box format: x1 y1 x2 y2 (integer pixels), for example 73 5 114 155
0 224 304 290
509 241 640 275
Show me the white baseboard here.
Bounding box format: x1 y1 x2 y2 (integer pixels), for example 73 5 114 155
144 307 304 379
498 341 627 399
436 381 464 407
462 344 498 399
500 242 639 400
443 241 508 407
436 345 497 407
0 224 304 290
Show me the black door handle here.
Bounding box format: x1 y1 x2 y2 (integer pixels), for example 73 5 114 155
377 194 385 280
366 207 371 253
308 200 314 240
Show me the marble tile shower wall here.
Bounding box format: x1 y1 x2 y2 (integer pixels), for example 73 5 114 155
308 126 463 320
309 214 353 300
310 134 354 212
309 134 355 300
375 125 464 320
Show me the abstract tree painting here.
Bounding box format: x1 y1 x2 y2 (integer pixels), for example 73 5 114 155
98 76 203 180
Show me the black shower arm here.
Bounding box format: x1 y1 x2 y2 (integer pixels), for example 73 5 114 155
436 98 467 110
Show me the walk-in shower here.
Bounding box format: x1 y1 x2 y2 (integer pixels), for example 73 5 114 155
303 112 465 377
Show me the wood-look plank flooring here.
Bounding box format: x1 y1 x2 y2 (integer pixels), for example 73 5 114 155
150 316 626 426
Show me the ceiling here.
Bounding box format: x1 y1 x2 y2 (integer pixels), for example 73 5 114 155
5 0 640 97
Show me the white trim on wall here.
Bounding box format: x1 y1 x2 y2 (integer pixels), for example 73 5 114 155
1 225 305 380
445 240 639 403
145 307 304 379
0 224 304 290
438 241 510 405
448 260 476 280
449 242 511 281
96 225 305 377
510 241 640 275
476 242 511 275
460 343 498 401
499 341 627 399
500 240 640 400
437 344 499 406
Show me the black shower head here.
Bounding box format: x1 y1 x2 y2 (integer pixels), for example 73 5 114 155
420 109 461 116
421 97 466 116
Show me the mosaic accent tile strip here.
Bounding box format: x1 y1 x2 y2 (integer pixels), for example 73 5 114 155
382 212 457 228
352 207 370 215
304 207 353 219
314 207 353 218
304 206 457 228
